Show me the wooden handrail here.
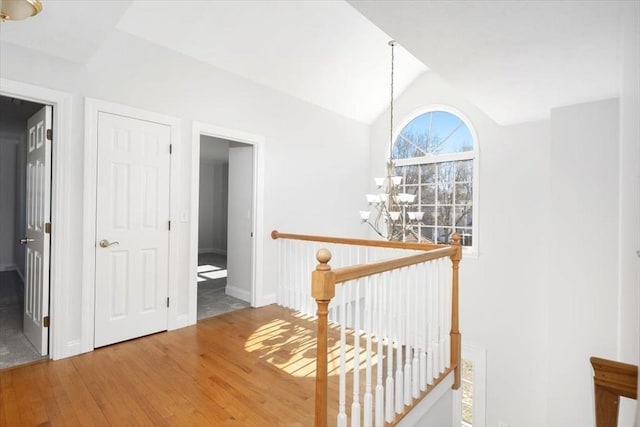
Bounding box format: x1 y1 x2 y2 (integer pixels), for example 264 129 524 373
271 229 446 251
332 246 456 284
590 356 638 427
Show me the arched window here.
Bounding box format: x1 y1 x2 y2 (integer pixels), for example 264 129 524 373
392 107 478 249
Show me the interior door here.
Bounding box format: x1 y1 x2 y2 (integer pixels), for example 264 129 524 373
226 146 254 303
22 105 52 356
94 112 171 348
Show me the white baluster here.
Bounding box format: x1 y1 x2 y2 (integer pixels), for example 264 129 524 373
364 277 373 427
338 284 347 427
295 241 301 313
375 274 384 427
412 347 419 398
395 271 404 414
411 265 420 399
427 260 434 385
432 259 440 378
385 272 394 423
438 258 446 373
352 279 361 427
403 268 412 406
419 262 428 391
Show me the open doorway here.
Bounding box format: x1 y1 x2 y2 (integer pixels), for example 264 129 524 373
196 135 252 320
0 95 50 369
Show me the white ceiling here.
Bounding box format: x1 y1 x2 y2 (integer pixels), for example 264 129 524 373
0 0 629 126
349 0 627 125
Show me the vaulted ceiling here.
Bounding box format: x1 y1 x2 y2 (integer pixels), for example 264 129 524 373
0 0 630 125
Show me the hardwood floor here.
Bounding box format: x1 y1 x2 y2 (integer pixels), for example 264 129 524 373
0 305 334 427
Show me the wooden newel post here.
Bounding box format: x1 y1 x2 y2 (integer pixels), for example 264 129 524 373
312 249 335 427
590 357 638 427
450 233 462 390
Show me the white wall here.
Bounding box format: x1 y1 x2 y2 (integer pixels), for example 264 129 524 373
0 117 25 273
198 160 228 254
618 2 640 423
370 70 636 425
547 99 620 425
0 30 369 356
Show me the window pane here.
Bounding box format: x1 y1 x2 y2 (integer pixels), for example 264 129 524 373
462 359 474 424
438 161 455 183
455 206 472 227
421 227 435 242
462 403 473 425
436 227 452 244
437 205 453 226
403 165 419 185
421 185 436 204
421 164 436 183
455 159 473 182
437 184 453 204
392 111 475 160
455 183 472 205
422 206 435 226
403 185 419 200
462 359 473 382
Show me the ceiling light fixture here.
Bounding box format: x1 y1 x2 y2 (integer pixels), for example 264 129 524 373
360 40 426 242
0 0 43 22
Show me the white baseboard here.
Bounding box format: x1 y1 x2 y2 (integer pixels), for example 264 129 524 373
170 314 191 330
256 292 277 307
225 284 250 303
15 267 24 282
0 264 16 272
53 339 81 360
198 248 227 256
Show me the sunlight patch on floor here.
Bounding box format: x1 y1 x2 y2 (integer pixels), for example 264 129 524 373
244 312 379 378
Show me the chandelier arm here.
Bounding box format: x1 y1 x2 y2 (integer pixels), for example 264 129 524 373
365 220 387 239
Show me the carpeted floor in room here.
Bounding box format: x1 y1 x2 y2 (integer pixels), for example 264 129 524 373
197 252 249 320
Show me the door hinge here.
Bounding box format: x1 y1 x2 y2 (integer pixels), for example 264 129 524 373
43 316 50 327
169 144 172 154
45 222 51 234
46 129 52 141
168 220 171 231
166 297 170 308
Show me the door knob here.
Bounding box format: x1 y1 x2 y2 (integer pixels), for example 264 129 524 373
19 238 35 245
99 239 120 248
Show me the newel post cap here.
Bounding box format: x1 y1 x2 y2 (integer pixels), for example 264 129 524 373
316 249 332 270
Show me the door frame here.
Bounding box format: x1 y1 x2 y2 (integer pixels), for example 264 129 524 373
0 78 72 360
190 121 265 324
82 98 181 352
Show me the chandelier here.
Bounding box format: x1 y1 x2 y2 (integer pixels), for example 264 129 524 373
0 0 43 22
359 40 425 242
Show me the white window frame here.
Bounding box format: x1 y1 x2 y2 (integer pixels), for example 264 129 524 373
392 105 479 256
453 343 487 426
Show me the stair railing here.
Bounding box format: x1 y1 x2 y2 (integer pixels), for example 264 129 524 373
271 231 462 427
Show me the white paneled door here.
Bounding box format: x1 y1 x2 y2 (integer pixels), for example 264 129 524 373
94 112 171 348
22 106 52 356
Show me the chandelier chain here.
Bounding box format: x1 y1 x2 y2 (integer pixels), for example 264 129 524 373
389 40 396 161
